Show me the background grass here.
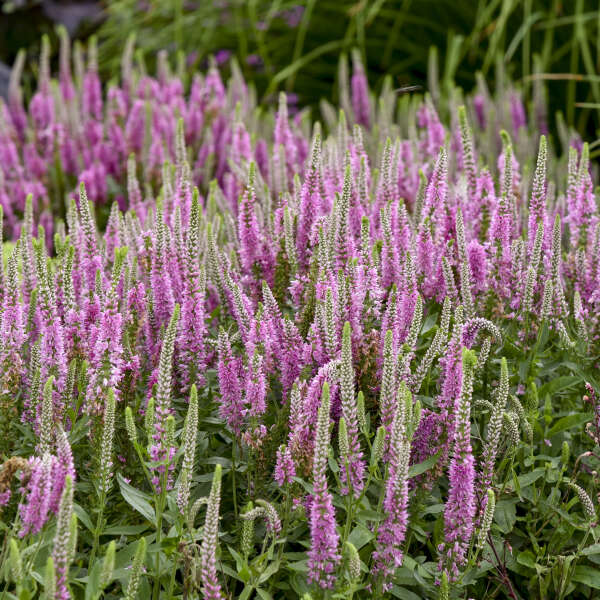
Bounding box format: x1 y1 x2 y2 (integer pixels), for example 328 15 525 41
94 0 600 138
3 0 600 141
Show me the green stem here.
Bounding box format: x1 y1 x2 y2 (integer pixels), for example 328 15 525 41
134 442 154 488
232 437 239 518
558 527 593 600
152 467 169 600
167 561 177 599
354 470 373 508
269 487 293 595
90 490 106 565
369 463 389 590
527 319 547 380
341 460 354 545
277 487 292 563
22 531 44 576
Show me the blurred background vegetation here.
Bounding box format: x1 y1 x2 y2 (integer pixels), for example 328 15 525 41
2 0 600 141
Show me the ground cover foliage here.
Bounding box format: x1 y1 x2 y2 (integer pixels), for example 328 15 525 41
0 34 599 600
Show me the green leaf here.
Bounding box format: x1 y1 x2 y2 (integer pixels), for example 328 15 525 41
258 561 280 584
394 566 417 586
292 477 313 495
517 550 536 569
494 499 517 534
256 588 274 600
572 565 600 589
547 413 590 437
408 451 441 478
194 472 220 482
117 474 156 525
538 376 580 398
238 564 251 583
220 563 244 581
421 311 439 335
390 586 422 600
201 417 225 425
199 456 232 467
103 524 149 535
228 545 244 571
328 455 339 473
84 561 102 600
238 586 255 600
348 524 374 549
512 468 521 499
424 503 445 514
356 509 383 521
582 543 600 556
287 560 308 573
517 468 546 489
290 572 310 596
73 503 94 532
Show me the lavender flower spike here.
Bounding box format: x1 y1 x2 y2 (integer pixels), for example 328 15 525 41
339 321 365 497
176 384 199 514
373 383 411 589
98 389 116 498
307 382 340 589
150 304 180 492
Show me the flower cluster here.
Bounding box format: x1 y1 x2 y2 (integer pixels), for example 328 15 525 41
0 34 597 597
18 430 75 537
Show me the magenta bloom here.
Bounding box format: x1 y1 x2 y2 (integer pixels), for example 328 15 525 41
19 434 76 538
439 349 477 581
274 445 296 486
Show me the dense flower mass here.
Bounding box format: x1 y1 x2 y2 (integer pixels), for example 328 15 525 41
0 35 598 599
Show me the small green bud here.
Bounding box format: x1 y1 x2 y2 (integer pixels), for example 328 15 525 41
68 512 78 564
569 483 596 521
476 489 495 550
241 501 255 558
561 441 570 466
413 399 422 432
338 417 350 458
345 541 361 582
502 412 520 446
524 380 538 412
438 570 449 600
462 347 478 371
321 381 330 404
145 397 155 443
124 537 147 600
100 540 116 588
371 425 386 467
44 556 56 600
165 415 175 451
356 391 366 432
400 381 412 423
125 406 137 446
9 539 22 583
